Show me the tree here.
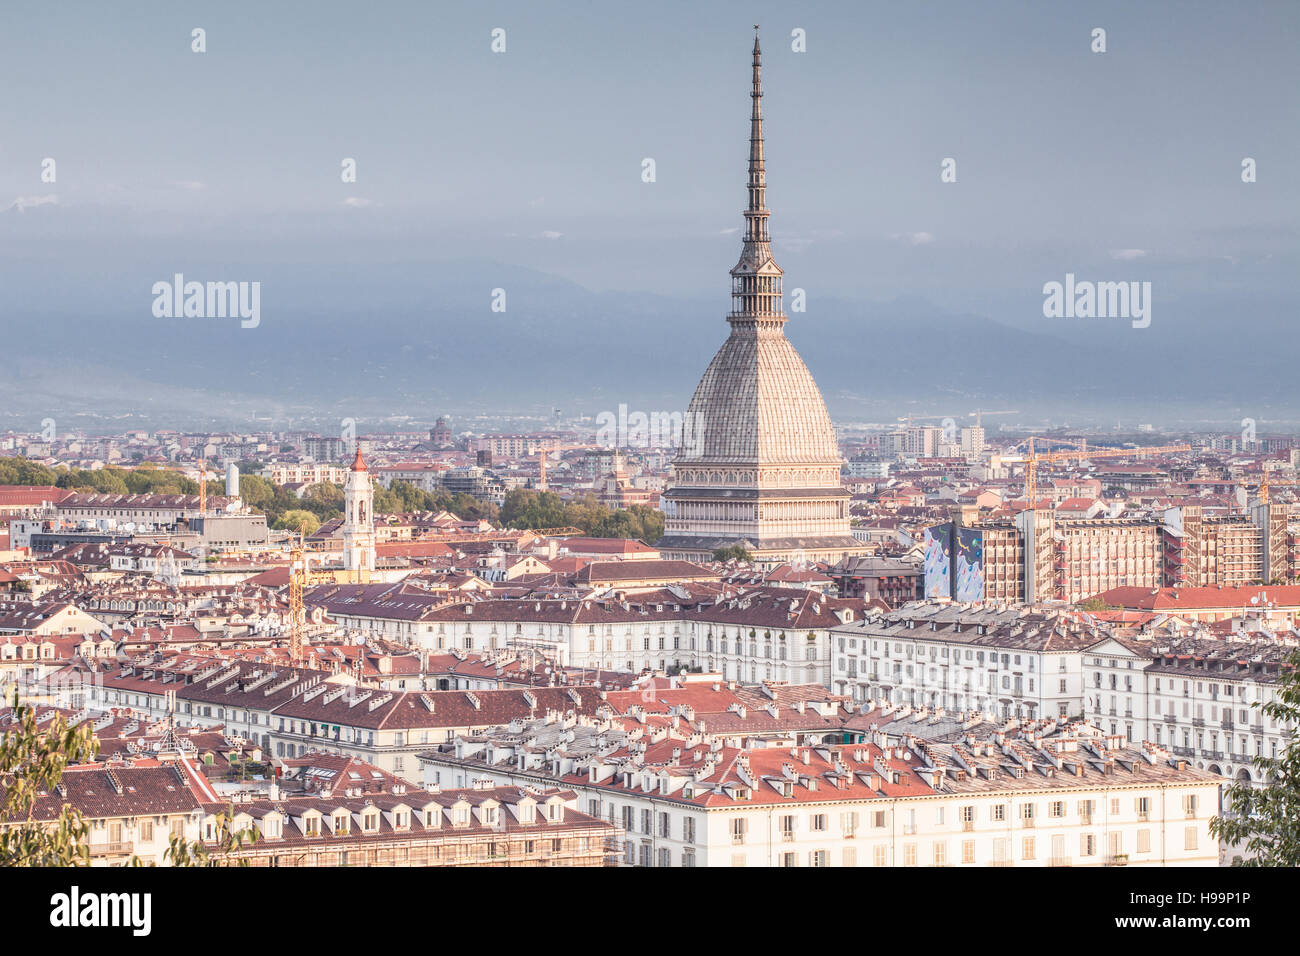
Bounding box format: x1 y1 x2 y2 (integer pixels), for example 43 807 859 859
1078 597 1112 612
712 544 754 563
1210 649 1300 865
2 691 258 867
0 690 100 866
275 509 321 535
0 457 59 486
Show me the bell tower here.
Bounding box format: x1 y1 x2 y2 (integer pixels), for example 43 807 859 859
343 445 376 579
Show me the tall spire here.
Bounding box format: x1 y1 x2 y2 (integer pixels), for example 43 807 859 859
730 27 785 331
746 25 767 246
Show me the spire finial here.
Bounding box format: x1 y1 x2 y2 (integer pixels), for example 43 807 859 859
728 27 784 331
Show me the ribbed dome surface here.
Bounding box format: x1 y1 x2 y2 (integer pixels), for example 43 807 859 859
679 329 840 466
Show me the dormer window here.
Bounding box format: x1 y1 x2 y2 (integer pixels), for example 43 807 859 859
518 803 537 825
453 807 470 828
547 802 564 823
332 811 350 835
481 805 499 827
362 810 379 833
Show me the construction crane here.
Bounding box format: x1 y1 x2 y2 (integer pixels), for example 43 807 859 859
1020 437 1192 507
1253 477 1300 504
197 458 207 517
288 524 307 665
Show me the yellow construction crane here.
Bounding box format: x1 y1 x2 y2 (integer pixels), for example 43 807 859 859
1255 477 1300 504
288 524 306 665
1020 438 1192 507
198 458 207 517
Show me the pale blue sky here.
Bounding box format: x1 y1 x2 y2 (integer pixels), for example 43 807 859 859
1 0 1296 428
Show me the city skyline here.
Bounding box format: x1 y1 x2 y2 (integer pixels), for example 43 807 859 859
2 4 1299 889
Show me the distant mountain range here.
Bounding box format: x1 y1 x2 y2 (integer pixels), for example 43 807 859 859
1 238 1295 433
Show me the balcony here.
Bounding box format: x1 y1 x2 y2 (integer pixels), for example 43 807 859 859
1048 856 1072 867
1104 854 1129 867
91 841 133 857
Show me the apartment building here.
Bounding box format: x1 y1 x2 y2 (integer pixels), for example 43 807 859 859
925 505 1289 605
204 784 618 867
260 463 349 486
1084 633 1296 786
0 756 210 866
63 656 606 783
829 604 1100 719
420 718 1220 867
1164 505 1289 586
306 583 865 687
54 493 229 528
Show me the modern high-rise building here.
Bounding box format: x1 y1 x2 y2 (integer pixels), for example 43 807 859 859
658 32 866 567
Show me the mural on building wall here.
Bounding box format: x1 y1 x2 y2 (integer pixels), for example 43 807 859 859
923 524 951 599
955 527 985 602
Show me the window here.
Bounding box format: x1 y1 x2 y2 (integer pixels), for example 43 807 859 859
962 840 975 864
1137 829 1151 853
1184 827 1198 851
992 804 1006 822
780 852 798 867
1183 794 1198 819
873 845 888 867
780 815 796 841
810 850 828 867
1049 801 1064 819
683 848 696 867
1081 833 1096 857
811 813 827 832
1022 837 1035 860
730 818 747 844
682 817 696 844
903 843 917 866
659 812 670 838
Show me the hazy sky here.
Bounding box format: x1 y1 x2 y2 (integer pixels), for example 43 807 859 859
1 1 1297 435
4 1 1295 300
